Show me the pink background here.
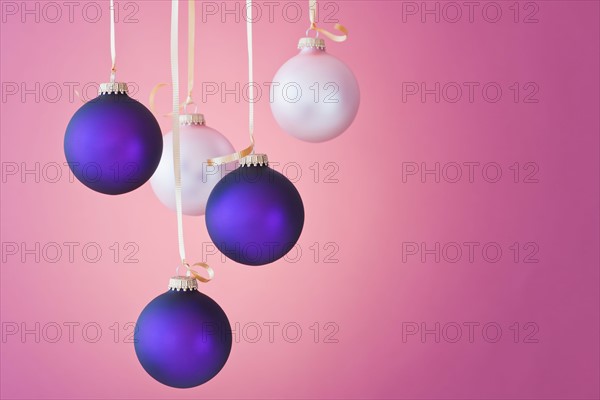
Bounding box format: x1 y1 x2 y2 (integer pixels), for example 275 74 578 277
1 1 599 399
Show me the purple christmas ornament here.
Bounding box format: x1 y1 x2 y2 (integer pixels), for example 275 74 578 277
135 276 232 388
64 82 163 195
205 154 304 266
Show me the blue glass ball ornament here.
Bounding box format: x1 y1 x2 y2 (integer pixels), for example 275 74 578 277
205 154 304 266
134 277 232 388
64 83 163 195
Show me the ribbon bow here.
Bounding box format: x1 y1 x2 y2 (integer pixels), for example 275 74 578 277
307 0 348 42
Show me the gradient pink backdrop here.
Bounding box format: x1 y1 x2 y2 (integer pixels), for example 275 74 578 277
1 1 599 399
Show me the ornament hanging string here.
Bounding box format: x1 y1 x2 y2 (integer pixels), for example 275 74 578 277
186 0 195 107
206 0 255 166
73 0 119 99
307 0 348 42
110 0 116 82
246 0 255 152
73 0 119 100
170 0 213 283
149 0 198 116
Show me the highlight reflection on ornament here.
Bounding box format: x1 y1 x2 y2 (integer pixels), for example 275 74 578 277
205 154 304 266
270 37 360 143
64 83 163 195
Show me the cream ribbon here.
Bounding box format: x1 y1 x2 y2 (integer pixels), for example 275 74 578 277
246 0 255 149
170 0 214 283
186 0 195 106
178 261 215 283
75 0 116 102
307 0 348 42
110 0 116 82
149 0 198 115
170 0 184 264
206 0 255 166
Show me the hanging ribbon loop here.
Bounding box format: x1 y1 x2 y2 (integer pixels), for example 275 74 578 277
149 83 200 117
186 261 215 283
307 0 348 42
207 140 254 166
176 260 214 283
149 83 168 114
308 22 348 42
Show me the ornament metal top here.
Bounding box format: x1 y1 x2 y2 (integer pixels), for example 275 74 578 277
179 113 205 126
168 276 199 291
98 81 130 95
239 153 269 167
298 37 326 50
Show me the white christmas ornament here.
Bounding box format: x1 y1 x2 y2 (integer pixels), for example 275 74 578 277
150 114 235 216
270 37 360 143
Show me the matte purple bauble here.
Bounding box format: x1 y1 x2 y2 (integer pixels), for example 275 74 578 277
134 285 232 388
205 156 304 266
64 92 163 195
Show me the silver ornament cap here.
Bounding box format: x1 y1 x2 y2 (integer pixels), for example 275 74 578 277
98 82 129 95
179 113 205 126
298 37 325 50
168 276 198 291
240 154 269 167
